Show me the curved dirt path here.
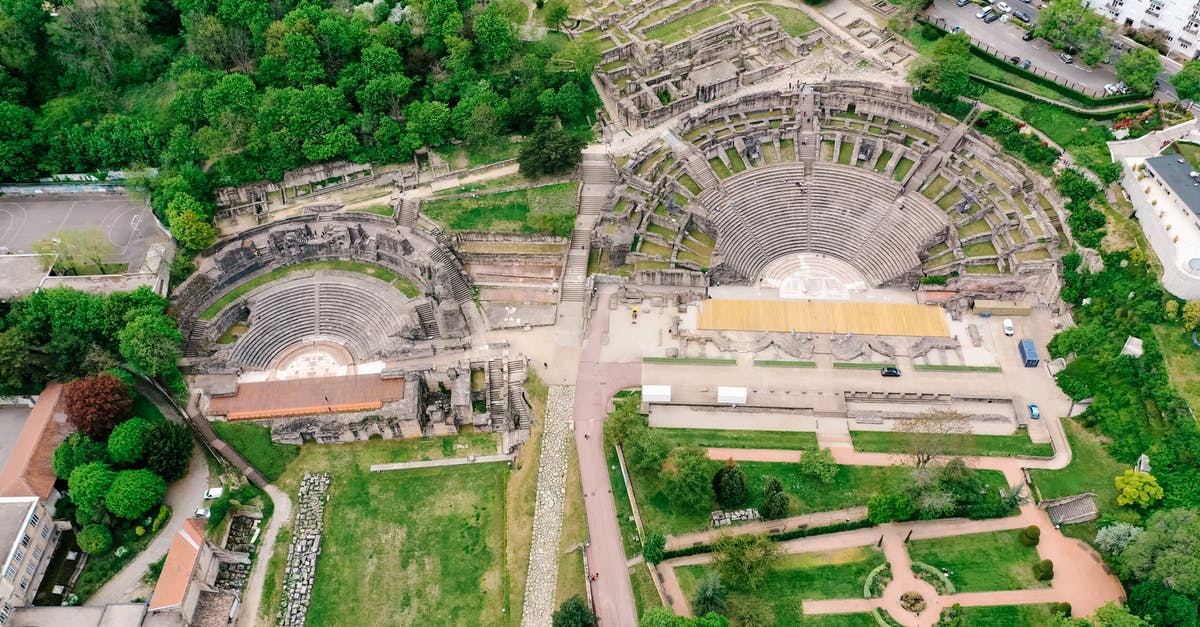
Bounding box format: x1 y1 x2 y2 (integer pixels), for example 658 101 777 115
236 485 292 627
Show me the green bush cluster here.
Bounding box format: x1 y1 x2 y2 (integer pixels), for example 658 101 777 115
868 459 1018 523
974 110 1060 169
1033 558 1055 581
1018 525 1041 547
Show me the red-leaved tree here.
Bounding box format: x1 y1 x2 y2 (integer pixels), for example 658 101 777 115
63 373 133 440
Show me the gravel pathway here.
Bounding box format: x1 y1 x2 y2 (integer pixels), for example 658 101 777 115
520 385 575 627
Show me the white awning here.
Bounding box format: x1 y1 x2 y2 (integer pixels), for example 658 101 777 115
717 386 747 405
641 385 672 403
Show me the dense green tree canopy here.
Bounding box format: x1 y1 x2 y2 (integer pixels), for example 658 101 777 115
907 33 971 99
68 461 117 511
1120 508 1200 598
1035 0 1111 64
53 433 109 480
1115 48 1162 95
118 313 184 377
143 420 195 481
105 468 168 519
107 417 152 467
1171 60 1200 101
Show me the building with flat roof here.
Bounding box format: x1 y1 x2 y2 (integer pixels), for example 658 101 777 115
0 496 56 626
1095 0 1200 60
1122 154 1200 298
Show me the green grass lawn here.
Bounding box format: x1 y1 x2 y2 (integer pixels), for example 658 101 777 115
709 157 733 178
643 357 736 365
259 434 508 626
631 461 917 535
962 241 999 257
210 421 300 482
850 431 1053 458
1152 324 1200 417
630 564 664 617
654 428 818 450
755 3 820 36
349 203 394 216
906 530 1046 592
912 364 1003 373
676 547 884 623
754 359 817 368
953 604 1061 626
644 2 736 43
420 181 578 236
1029 419 1125 509
200 260 420 319
607 446 643 558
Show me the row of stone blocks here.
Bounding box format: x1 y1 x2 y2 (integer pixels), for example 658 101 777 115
278 473 331 627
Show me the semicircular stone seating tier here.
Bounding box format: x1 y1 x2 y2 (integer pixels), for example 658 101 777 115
229 272 413 370
703 162 949 286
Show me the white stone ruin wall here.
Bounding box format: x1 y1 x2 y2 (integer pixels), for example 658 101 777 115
278 473 331 626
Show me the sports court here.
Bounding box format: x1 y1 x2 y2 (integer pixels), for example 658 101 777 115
0 193 165 267
696 299 951 336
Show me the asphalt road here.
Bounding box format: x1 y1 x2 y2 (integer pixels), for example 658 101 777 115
930 0 1121 93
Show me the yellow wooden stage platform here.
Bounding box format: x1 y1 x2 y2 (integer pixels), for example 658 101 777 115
696 299 950 337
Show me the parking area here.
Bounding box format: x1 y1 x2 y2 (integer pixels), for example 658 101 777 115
0 193 166 266
929 0 1121 94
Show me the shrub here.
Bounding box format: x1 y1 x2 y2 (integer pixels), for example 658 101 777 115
63 373 134 439
1053 602 1072 617
151 505 170 532
1033 559 1054 581
643 533 666 564
868 493 915 523
135 525 146 537
712 460 750 508
106 469 168 519
798 448 839 484
551 595 597 627
1018 525 1041 547
759 477 790 520
77 524 113 554
1095 522 1142 555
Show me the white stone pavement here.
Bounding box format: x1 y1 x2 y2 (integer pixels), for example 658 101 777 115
520 385 576 627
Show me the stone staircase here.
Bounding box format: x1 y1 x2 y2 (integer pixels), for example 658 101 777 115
429 246 475 302
184 320 213 357
415 300 441 339
797 133 818 178
507 359 532 429
560 153 613 303
488 358 509 431
397 198 419 227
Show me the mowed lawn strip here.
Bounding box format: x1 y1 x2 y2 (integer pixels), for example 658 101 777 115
850 430 1054 458
906 529 1046 593
655 428 818 450
954 603 1061 626
675 547 884 623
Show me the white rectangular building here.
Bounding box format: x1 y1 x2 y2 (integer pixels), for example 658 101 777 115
1095 0 1200 59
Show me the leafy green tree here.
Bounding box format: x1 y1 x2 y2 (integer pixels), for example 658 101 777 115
544 0 570 27
1095 522 1142 555
106 468 168 519
167 193 218 252
1171 60 1200 101
1115 470 1164 508
1127 581 1199 627
710 533 778 590
0 328 43 395
625 429 671 474
907 33 971 99
359 73 413 119
604 396 646 445
53 433 109 480
759 476 789 520
1115 48 1162 95
691 571 728 616
798 448 839 484
404 100 452 149
68 461 117 511
107 417 152 467
76 524 113 554
552 595 598 627
712 460 749 508
868 493 915 523
118 313 183 378
1035 0 1110 64
64 373 134 439
143 420 194 481
666 446 714 509
0 101 37 181
1183 301 1200 332
644 533 666 564
475 2 518 64
519 117 584 178
1121 509 1200 597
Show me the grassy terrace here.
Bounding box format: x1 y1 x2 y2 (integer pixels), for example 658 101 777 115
630 564 664 617
655 428 817 450
420 181 578 235
834 362 896 369
754 359 817 367
258 432 508 626
906 530 1047 592
756 3 820 37
1153 324 1200 416
210 422 300 482
632 461 924 535
850 430 1053 458
912 364 1002 372
608 446 642 558
199 259 420 319
955 604 1061 625
676 547 884 623
1028 419 1126 542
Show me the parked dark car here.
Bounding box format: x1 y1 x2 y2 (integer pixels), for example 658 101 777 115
1009 56 1021 64
1013 9 1031 21
881 367 902 377
1022 29 1035 40
982 11 1000 22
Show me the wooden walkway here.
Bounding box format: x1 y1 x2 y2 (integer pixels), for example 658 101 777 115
696 299 950 336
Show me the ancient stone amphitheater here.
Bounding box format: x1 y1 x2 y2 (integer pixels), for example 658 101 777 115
595 83 1065 296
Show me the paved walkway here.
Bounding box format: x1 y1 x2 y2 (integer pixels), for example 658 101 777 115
237 485 291 627
86 445 209 604
369 454 514 472
575 287 644 627
521 385 577 627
